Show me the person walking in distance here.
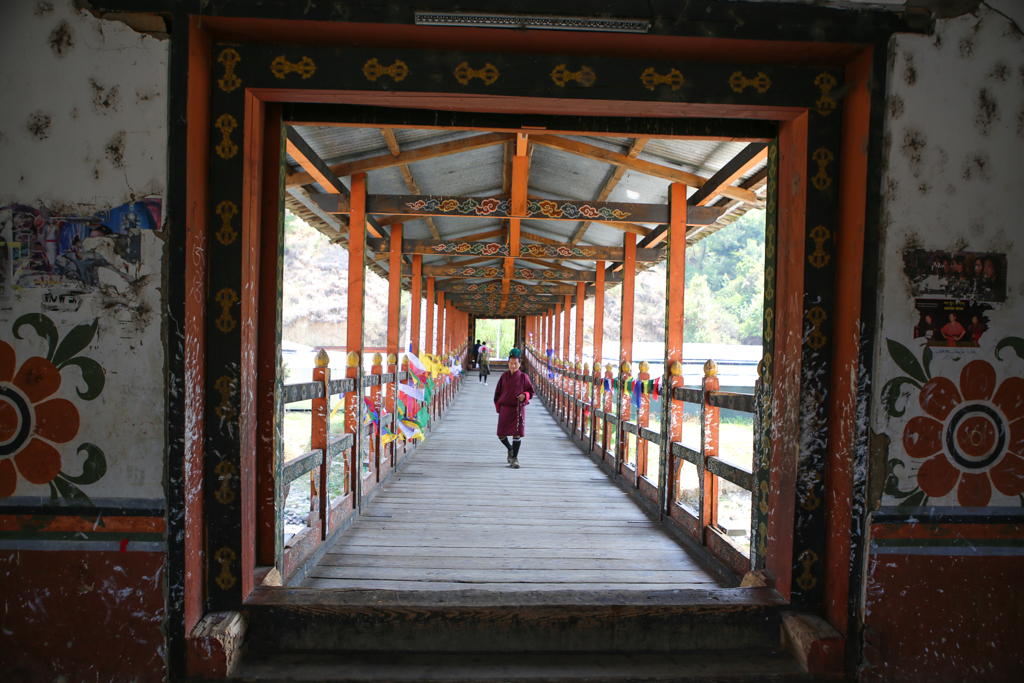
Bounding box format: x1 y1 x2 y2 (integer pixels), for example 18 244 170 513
478 341 491 384
494 348 534 469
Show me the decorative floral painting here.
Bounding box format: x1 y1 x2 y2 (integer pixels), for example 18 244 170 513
882 336 1024 507
0 313 107 503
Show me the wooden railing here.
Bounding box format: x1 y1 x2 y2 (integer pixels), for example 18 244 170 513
524 344 762 577
277 344 466 582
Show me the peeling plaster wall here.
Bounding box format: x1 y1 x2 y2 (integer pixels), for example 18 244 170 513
863 5 1024 682
0 3 169 682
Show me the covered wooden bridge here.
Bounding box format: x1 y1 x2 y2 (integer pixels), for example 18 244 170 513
218 118 834 679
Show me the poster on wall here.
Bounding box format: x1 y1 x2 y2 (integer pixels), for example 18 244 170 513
912 298 994 347
903 249 1007 302
0 198 162 297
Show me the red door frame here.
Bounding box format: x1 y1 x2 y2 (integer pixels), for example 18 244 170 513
183 13 871 639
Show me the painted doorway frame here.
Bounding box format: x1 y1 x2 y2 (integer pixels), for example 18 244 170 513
171 12 874 675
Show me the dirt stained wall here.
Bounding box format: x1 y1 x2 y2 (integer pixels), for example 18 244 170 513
863 5 1024 682
0 3 169 682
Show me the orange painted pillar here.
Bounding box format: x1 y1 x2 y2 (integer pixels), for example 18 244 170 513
436 292 445 360
554 302 562 363
425 277 435 355
574 282 585 364
312 350 329 539
344 173 367 504
702 362 721 535
563 294 572 368
410 255 422 355
637 362 651 478
386 223 403 462
593 261 605 455
664 183 688 513
618 233 636 472
603 363 614 459
370 353 383 481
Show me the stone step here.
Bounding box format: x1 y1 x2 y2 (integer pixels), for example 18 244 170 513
243 587 787 654
231 650 831 682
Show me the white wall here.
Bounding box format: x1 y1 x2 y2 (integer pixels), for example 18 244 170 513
0 2 168 503
874 5 1024 508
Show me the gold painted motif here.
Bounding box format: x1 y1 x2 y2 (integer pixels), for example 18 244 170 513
757 522 767 557
215 201 238 245
550 64 596 87
214 547 237 590
796 550 818 591
214 375 237 420
815 73 838 116
765 221 776 259
812 148 834 191
271 55 317 79
640 67 684 91
808 225 831 268
215 288 239 333
765 266 775 301
454 62 500 86
762 353 773 387
363 58 409 82
806 306 827 350
729 71 771 93
767 145 778 214
218 49 241 92
214 460 238 504
215 114 238 160
764 308 774 342
759 481 769 514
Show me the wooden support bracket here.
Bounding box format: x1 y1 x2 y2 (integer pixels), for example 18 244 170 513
781 612 845 676
187 611 248 678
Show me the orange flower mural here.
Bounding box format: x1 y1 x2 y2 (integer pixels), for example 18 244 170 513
903 360 1024 506
0 314 106 502
884 337 1024 507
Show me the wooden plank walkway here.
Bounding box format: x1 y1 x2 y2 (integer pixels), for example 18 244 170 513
302 370 725 591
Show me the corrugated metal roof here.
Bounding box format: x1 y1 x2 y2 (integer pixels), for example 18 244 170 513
284 122 767 304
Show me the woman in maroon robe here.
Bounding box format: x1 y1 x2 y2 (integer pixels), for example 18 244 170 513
494 348 534 469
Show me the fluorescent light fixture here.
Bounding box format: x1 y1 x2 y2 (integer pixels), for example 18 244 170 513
414 12 649 33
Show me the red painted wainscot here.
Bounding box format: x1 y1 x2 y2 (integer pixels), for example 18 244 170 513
860 521 1024 683
1 544 166 683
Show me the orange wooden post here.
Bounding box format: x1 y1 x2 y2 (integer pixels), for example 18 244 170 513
345 173 367 506
386 353 397 465
590 363 600 452
410 255 422 355
603 363 614 459
425 277 435 355
436 293 446 410
312 349 330 538
637 361 651 479
563 294 572 371
386 223 403 469
399 354 411 450
575 283 585 435
663 183 688 513
593 261 605 453
701 360 721 537
370 353 383 482
618 233 636 474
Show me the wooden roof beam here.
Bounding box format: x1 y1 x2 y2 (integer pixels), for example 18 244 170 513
380 127 447 262
686 143 768 206
286 131 514 188
286 126 385 239
568 136 649 247
530 134 764 207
